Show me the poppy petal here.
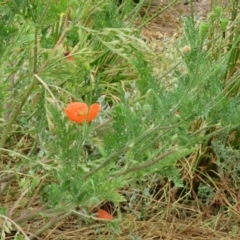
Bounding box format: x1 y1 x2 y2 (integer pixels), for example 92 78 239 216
67 56 73 61
65 102 88 123
64 51 73 61
87 103 101 122
96 209 113 220
65 102 100 124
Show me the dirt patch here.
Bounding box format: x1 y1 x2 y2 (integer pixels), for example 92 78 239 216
140 0 228 41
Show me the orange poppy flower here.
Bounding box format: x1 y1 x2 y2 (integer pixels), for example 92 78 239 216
64 51 73 61
96 209 113 220
65 102 100 124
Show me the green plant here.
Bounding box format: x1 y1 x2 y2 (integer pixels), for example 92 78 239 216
209 2 239 80
174 4 240 226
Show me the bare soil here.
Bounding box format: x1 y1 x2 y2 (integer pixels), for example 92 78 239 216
141 0 212 41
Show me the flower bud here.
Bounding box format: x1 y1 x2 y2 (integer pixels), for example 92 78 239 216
89 196 100 207
209 12 216 22
220 18 228 31
199 22 209 39
145 89 153 102
214 6 222 17
142 103 152 115
84 62 91 71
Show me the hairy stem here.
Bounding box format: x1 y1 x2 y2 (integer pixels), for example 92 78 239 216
13 203 49 224
112 146 178 179
83 123 179 179
29 212 72 239
0 158 52 183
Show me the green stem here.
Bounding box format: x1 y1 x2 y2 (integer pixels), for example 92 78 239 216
226 0 240 78
13 203 49 224
0 157 52 183
127 0 149 27
189 125 239 147
217 34 223 60
83 123 181 179
83 141 134 179
29 212 72 240
54 20 60 44
171 47 202 114
146 88 164 109
190 0 195 24
112 146 178 179
33 28 38 74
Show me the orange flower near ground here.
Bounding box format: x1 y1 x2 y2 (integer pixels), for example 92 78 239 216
64 51 73 61
96 209 113 220
65 102 100 124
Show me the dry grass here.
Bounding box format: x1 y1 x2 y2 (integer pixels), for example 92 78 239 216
3 171 239 239
20 192 239 239
38 217 236 240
